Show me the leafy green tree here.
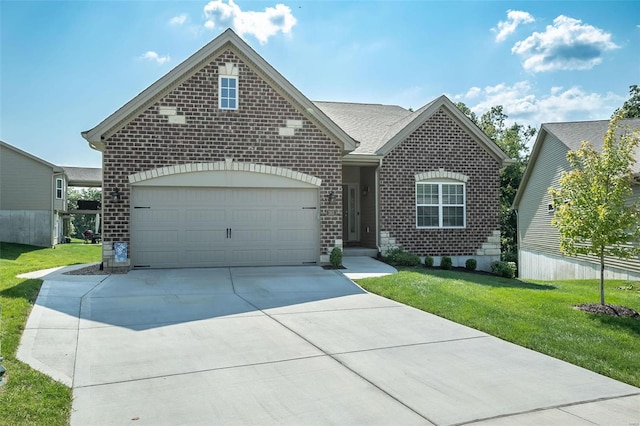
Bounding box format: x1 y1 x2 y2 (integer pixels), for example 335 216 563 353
549 113 640 305
614 84 640 119
456 103 535 263
67 188 102 238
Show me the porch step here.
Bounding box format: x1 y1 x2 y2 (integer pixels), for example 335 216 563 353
343 247 379 257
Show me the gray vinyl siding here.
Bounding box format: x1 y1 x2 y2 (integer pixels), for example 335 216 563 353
0 145 53 210
519 133 640 278
518 133 568 255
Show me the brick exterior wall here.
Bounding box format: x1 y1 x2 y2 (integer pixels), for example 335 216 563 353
379 108 501 256
101 49 343 264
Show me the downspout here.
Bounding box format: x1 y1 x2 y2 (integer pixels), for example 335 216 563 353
375 158 382 252
514 207 520 275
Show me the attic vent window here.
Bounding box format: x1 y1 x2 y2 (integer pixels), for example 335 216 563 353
219 76 238 110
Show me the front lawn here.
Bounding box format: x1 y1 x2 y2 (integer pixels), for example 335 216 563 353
0 242 101 425
357 268 640 387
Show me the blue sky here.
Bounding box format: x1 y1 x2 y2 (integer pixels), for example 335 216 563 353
1 0 638 168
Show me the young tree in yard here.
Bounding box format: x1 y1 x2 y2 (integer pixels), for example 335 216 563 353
549 113 640 305
456 103 535 263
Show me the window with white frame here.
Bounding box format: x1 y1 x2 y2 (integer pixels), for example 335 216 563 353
416 182 466 228
56 178 64 199
219 76 238 110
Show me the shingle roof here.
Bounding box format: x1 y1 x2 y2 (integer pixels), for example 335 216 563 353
62 166 102 187
313 101 411 154
543 118 640 173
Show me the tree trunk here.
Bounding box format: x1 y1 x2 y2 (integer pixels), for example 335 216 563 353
600 248 605 306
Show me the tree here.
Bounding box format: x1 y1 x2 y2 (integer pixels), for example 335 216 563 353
67 188 102 238
615 84 640 119
456 103 535 263
549 113 640 305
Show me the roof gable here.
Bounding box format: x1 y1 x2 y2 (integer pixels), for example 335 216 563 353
378 95 513 164
82 29 356 152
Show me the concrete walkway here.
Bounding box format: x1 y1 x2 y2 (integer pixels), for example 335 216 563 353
17 258 640 425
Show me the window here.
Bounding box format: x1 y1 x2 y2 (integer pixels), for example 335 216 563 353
416 182 465 228
219 76 238 110
56 178 64 199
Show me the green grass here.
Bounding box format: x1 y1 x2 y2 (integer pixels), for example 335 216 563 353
0 242 101 425
357 267 640 387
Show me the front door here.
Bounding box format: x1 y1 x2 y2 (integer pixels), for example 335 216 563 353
342 183 359 242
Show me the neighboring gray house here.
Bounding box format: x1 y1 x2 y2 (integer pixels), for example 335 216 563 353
513 118 640 281
0 141 67 247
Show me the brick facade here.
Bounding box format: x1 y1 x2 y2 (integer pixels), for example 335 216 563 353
379 108 501 256
101 49 342 264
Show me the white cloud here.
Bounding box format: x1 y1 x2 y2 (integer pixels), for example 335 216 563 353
492 10 535 42
456 81 625 128
170 14 188 26
140 51 171 64
465 87 482 98
203 0 297 44
512 15 619 72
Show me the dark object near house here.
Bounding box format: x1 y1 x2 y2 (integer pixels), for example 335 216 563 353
83 229 101 244
77 200 101 210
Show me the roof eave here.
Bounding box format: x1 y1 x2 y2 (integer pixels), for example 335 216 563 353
512 126 548 209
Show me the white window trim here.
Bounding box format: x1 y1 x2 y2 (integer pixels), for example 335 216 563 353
56 178 64 200
219 75 238 110
416 181 466 229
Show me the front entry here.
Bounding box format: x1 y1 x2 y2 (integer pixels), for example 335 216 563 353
342 183 359 242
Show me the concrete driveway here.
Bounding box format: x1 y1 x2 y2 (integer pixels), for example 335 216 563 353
17 258 640 425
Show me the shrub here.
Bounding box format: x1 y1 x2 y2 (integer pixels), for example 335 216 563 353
465 258 477 271
384 248 421 266
330 247 342 267
424 255 434 267
491 260 516 279
440 256 452 270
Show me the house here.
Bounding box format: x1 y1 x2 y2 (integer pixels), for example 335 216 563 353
81 29 511 271
513 118 640 280
0 141 67 247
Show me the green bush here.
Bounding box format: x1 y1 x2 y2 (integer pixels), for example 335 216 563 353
465 258 477 271
440 256 453 270
424 255 434 267
330 247 342 267
491 260 516 278
384 248 421 266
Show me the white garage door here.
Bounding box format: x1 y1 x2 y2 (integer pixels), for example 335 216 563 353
130 187 319 268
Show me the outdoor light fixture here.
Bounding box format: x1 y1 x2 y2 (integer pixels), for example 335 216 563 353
362 186 369 196
328 191 335 204
110 188 122 201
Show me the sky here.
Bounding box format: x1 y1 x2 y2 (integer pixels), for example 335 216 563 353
1 0 638 168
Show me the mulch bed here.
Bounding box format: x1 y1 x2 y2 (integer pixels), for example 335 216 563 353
574 303 640 319
63 264 110 275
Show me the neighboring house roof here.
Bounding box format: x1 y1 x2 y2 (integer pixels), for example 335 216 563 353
81 29 357 153
0 140 63 172
318 95 512 165
513 118 640 208
62 166 102 187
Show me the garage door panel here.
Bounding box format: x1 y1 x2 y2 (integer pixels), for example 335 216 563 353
182 249 228 267
184 209 227 223
131 186 319 268
231 229 272 243
184 229 227 243
231 209 271 223
136 251 180 268
278 228 316 242
230 249 272 265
